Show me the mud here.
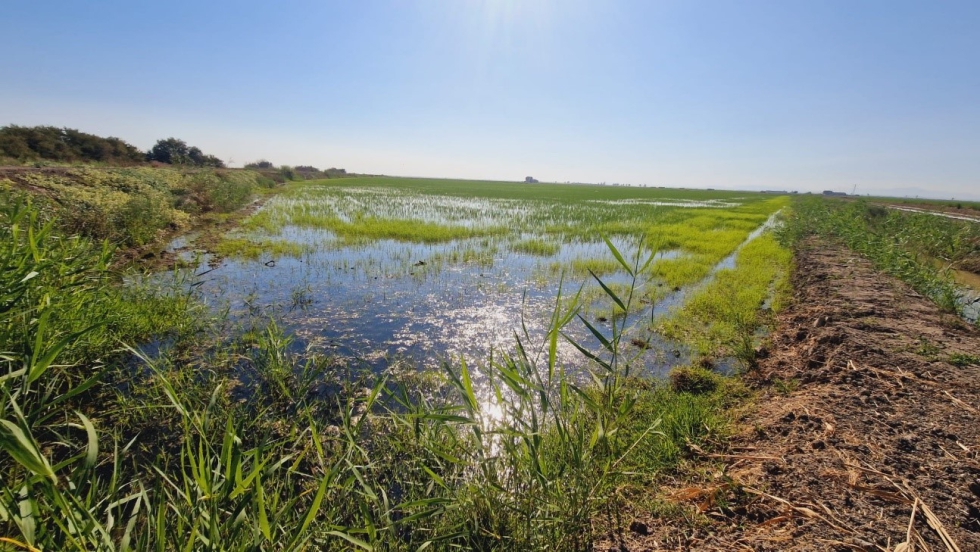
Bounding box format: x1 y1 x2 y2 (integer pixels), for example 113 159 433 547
601 239 980 551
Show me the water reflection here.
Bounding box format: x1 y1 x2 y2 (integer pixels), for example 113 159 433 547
155 209 783 382
163 233 697 380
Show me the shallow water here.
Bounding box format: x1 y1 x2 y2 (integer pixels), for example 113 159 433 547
154 189 782 384
178 233 691 379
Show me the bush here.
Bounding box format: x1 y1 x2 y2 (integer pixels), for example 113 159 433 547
115 193 173 246
208 172 255 212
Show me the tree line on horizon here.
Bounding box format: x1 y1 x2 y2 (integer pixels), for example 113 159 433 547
0 125 349 177
0 125 225 167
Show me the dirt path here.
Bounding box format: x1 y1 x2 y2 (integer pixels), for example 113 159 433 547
601 239 980 551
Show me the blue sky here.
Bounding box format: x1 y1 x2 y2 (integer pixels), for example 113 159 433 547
3 1 979 199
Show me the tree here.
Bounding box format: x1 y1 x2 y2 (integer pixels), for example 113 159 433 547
187 146 206 165
147 138 224 167
244 160 275 169
147 138 190 165
201 154 225 168
0 125 144 164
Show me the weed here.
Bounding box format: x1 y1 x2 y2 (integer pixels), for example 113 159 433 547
772 377 800 395
915 336 942 358
786 197 971 316
947 352 980 366
669 366 720 394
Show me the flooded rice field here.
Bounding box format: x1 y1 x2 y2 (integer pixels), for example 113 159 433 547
159 178 788 380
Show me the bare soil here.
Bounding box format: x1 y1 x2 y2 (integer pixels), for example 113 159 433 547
601 239 980 551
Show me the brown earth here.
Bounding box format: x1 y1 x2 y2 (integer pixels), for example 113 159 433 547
601 239 980 551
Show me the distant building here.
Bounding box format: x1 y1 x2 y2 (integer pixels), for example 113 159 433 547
524 176 539 183
762 190 789 194
822 190 848 197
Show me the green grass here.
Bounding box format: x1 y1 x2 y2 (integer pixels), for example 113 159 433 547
511 237 561 256
214 236 312 260
659 232 793 365
947 352 980 366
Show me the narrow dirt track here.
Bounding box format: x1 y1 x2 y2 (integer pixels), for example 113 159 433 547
601 239 980 551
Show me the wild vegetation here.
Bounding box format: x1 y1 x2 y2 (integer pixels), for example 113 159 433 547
0 125 145 165
0 126 352 182
0 174 801 550
787 196 979 319
0 166 275 247
245 161 353 182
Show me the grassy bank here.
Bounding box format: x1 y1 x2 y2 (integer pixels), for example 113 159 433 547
0 166 276 249
0 177 796 550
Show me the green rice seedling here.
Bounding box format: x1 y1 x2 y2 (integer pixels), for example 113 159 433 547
648 255 716 289
289 284 314 311
511 237 560 256
214 236 312 260
293 213 503 244
658 232 792 366
566 257 623 277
